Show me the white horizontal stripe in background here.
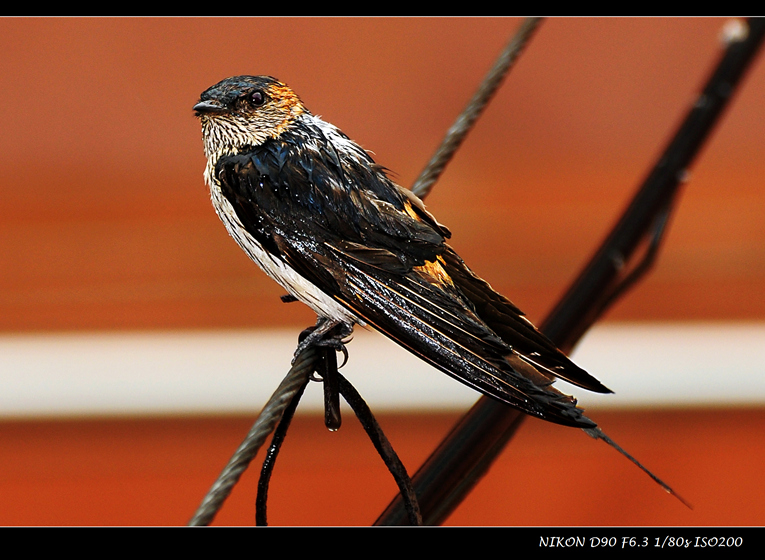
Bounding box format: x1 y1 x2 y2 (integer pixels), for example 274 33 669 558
0 322 763 418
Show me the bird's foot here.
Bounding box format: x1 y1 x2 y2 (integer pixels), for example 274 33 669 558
293 318 353 367
294 318 352 432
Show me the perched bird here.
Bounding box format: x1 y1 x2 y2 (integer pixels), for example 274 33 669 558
192 76 686 504
193 75 609 428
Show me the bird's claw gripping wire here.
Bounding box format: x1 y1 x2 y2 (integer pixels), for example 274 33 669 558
293 319 353 431
293 318 353 368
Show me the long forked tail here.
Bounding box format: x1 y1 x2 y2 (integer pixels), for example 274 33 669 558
584 427 692 509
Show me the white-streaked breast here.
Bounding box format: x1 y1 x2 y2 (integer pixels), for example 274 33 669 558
207 176 359 325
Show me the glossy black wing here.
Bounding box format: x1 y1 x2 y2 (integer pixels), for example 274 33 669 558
214 128 605 427
439 248 611 393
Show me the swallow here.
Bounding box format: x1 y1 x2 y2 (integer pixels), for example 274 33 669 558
191 74 620 432
192 76 693 505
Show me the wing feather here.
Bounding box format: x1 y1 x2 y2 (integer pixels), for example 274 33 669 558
214 126 606 427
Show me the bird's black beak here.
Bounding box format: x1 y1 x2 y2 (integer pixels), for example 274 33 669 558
193 99 227 117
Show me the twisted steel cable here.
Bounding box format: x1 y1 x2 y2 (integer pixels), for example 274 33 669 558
411 17 543 200
188 345 317 526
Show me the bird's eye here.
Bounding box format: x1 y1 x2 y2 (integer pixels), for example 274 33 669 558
250 90 265 106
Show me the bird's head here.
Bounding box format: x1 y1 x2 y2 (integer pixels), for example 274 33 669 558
194 75 307 160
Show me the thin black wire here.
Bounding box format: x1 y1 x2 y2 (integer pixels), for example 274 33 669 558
192 329 422 526
589 199 675 333
321 340 342 431
337 372 422 525
255 344 422 525
255 370 309 526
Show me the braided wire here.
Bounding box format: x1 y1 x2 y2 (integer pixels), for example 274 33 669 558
188 346 317 526
411 17 543 200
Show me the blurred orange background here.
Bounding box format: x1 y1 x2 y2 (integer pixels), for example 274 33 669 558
0 17 763 526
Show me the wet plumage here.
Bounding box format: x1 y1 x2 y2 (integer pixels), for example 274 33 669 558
193 75 612 429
